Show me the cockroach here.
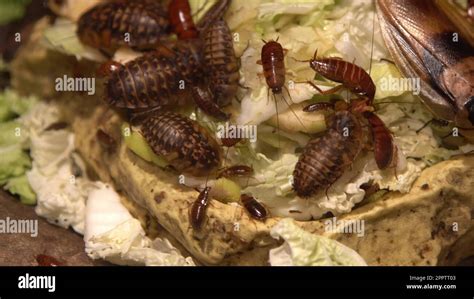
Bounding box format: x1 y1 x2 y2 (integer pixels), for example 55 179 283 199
203 19 240 107
376 0 474 139
103 41 203 109
240 194 267 221
36 254 64 266
96 129 117 151
140 111 221 176
77 0 170 52
302 49 376 103
293 99 396 198
259 39 286 95
191 84 231 120
168 0 199 40
190 187 211 230
217 165 254 179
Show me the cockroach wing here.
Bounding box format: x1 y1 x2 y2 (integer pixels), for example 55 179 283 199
376 0 457 123
363 111 396 170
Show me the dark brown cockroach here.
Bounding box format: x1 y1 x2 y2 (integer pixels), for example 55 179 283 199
191 84 231 120
103 40 203 109
190 187 211 230
96 129 117 152
77 0 170 52
140 111 221 176
376 0 474 138
36 254 64 266
217 165 254 179
168 0 199 40
203 19 240 107
293 99 396 198
240 194 267 221
303 50 376 103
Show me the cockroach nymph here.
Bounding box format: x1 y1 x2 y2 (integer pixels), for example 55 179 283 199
217 165 254 179
203 19 240 107
77 0 170 52
190 187 211 230
140 111 221 176
240 194 267 221
293 99 396 198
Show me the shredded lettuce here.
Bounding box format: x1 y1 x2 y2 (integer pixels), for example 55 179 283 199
269 219 367 266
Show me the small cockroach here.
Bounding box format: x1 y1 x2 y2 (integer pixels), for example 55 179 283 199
77 0 170 51
168 0 199 40
203 19 240 106
190 187 211 230
259 39 286 95
96 129 117 151
303 50 376 102
36 254 64 266
191 85 231 120
240 194 267 221
217 165 254 179
140 111 221 176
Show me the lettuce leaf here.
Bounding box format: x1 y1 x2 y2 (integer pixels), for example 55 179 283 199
3 174 36 205
0 145 31 184
269 218 367 266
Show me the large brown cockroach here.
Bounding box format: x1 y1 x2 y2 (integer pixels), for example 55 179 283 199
77 0 170 52
190 187 211 230
140 111 221 176
203 19 240 107
240 194 267 221
376 0 474 139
